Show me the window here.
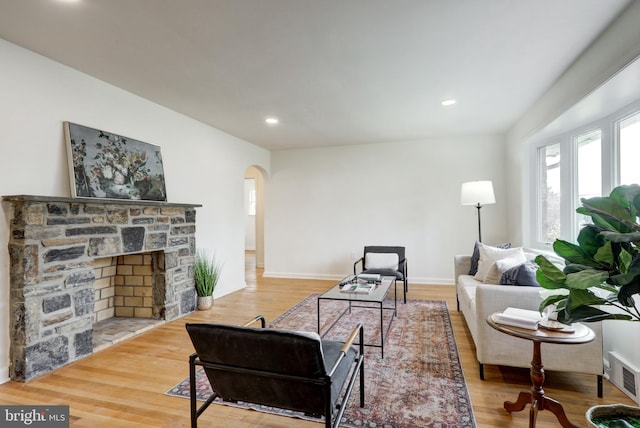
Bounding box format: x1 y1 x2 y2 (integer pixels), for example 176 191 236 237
538 143 561 243
619 112 640 185
245 178 256 216
532 100 640 246
576 130 601 235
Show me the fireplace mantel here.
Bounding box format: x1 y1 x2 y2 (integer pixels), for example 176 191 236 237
3 194 202 208
2 195 202 381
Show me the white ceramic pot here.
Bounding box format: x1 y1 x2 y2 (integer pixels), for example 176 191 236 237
197 295 213 310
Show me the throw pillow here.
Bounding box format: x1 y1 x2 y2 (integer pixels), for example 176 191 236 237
483 256 526 284
499 261 541 287
468 241 511 275
365 252 399 271
474 243 526 283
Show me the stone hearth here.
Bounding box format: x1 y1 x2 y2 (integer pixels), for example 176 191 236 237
2 195 201 381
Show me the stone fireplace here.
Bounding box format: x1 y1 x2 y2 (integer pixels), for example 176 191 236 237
2 195 201 381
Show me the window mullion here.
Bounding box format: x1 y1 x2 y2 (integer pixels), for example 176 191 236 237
561 136 575 242
601 120 615 196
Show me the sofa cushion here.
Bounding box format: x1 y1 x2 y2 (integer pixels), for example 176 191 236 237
499 261 541 287
456 274 480 341
457 275 479 308
475 243 526 283
468 241 511 275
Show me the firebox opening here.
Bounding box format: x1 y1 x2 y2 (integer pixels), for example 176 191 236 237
92 252 164 351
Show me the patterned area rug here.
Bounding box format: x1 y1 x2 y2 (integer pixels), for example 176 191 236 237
166 295 476 428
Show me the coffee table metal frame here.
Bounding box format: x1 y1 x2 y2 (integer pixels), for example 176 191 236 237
317 275 396 358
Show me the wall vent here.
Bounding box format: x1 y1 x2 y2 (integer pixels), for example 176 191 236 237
607 351 640 404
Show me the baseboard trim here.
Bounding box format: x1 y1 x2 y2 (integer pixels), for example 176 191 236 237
0 367 9 384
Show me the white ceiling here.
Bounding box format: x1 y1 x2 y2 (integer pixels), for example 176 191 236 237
0 0 632 150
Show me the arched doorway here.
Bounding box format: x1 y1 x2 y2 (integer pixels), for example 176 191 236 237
244 166 266 278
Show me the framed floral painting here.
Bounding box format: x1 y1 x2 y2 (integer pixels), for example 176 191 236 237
64 122 167 201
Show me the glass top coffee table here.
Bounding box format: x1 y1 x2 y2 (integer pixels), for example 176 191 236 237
317 275 396 358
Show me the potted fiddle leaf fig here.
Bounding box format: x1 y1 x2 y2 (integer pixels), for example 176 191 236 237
536 184 640 324
194 250 222 310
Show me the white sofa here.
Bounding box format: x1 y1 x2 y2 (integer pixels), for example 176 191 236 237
454 253 604 396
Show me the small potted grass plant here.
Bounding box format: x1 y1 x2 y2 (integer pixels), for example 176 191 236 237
194 250 222 310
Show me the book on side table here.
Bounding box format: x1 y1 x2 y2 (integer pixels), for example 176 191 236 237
492 307 543 330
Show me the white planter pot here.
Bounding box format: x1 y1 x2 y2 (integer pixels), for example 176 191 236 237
197 295 213 310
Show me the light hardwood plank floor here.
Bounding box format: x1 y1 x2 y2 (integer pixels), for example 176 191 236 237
0 252 634 427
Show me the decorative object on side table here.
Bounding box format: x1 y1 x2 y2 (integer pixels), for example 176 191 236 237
536 184 640 324
194 250 222 310
65 121 167 201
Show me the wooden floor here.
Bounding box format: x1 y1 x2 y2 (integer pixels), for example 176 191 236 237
0 251 635 427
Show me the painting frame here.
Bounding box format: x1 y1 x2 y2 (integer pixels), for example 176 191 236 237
64 122 167 201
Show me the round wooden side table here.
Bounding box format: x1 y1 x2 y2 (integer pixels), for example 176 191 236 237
487 313 595 428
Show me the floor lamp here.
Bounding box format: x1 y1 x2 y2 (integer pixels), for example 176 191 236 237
461 181 495 242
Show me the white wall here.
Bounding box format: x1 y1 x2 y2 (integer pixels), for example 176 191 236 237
265 135 507 283
0 39 270 382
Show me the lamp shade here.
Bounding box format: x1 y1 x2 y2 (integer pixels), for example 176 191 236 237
461 181 495 206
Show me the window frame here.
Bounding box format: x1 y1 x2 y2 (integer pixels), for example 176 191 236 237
535 142 562 246
616 110 640 186
573 127 602 238
529 100 640 249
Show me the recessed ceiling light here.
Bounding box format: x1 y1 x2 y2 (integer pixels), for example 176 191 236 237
441 99 457 106
265 117 279 125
